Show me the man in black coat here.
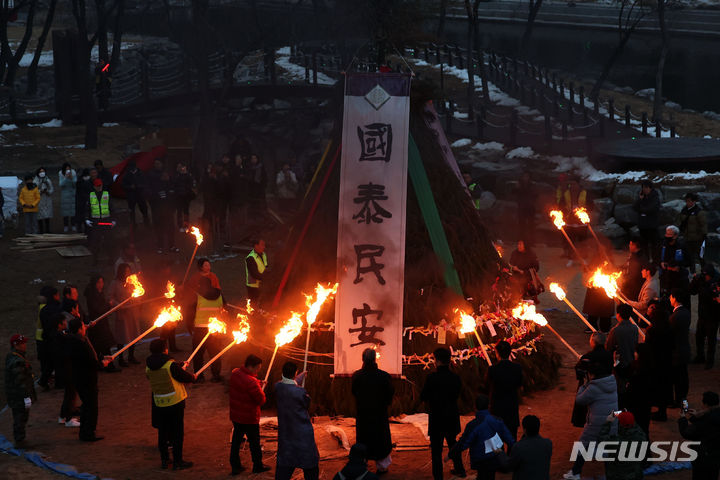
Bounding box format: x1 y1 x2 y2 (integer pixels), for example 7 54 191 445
487 341 523 441
633 180 661 262
64 317 110 441
689 265 720 369
660 226 690 295
121 160 149 226
669 289 691 407
620 237 648 301
646 300 675 421
351 348 394 474
421 347 465 479
39 288 63 389
495 415 552 480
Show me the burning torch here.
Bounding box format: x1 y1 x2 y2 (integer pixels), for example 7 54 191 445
264 312 304 385
455 309 492 366
512 301 580 359
181 226 204 286
549 210 584 264
196 316 251 376
185 317 226 367
548 282 597 332
302 283 338 385
91 274 145 324
588 267 647 340
110 305 182 361
574 207 611 263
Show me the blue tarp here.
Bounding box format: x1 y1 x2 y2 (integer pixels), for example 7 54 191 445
0 434 113 480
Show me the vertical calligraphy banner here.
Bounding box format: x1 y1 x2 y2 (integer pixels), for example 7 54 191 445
334 73 411 376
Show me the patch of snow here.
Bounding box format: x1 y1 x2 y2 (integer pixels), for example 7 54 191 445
47 144 85 149
275 47 336 85
546 155 646 182
0 124 18 131
450 138 472 148
29 119 62 128
472 141 505 151
515 106 541 116
635 88 655 99
704 135 714 139
703 111 720 122
665 101 682 110
102 122 119 127
19 42 138 68
506 146 535 159
665 170 720 180
452 111 469 120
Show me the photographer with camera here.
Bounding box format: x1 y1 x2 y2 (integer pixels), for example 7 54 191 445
689 264 720 370
678 391 720 480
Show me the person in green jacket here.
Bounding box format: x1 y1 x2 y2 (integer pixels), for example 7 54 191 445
598 411 647 480
4 334 37 447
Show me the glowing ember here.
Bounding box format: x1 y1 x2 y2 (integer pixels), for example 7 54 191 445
275 312 304 347
153 305 182 328
208 317 227 334
549 210 565 230
549 282 566 301
588 266 622 299
125 274 145 298
454 308 477 334
372 345 381 360
189 226 204 246
164 281 176 299
304 282 339 327
574 207 590 225
511 302 548 326
246 299 254 314
232 315 251 344
493 242 503 258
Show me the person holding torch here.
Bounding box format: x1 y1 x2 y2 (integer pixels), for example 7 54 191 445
190 276 226 383
146 338 196 470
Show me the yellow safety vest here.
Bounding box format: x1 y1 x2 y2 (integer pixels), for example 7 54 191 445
195 294 223 327
245 250 267 288
36 303 45 341
145 360 188 407
468 183 481 210
89 191 110 219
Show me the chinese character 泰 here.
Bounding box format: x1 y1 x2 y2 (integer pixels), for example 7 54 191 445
352 183 392 224
354 244 386 285
350 303 385 347
357 123 392 162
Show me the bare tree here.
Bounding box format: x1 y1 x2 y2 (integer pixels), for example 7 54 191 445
71 0 98 148
1 0 38 87
589 0 649 101
520 0 543 57
437 0 448 39
464 0 475 119
652 0 670 122
26 0 58 94
471 0 489 103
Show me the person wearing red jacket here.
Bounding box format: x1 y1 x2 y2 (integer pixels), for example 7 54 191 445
229 354 271 475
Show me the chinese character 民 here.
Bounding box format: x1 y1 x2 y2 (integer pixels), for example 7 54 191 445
357 123 392 162
350 303 385 347
352 183 392 224
354 244 386 285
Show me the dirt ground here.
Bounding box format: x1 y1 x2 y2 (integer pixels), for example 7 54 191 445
1 231 715 479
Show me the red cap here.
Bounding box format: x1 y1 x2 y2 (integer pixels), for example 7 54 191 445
618 411 635 427
93 178 103 187
10 334 28 347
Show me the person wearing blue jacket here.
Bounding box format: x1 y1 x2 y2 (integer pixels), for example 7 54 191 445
446 395 515 480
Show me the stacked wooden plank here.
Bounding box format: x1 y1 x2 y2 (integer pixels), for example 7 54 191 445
12 233 88 252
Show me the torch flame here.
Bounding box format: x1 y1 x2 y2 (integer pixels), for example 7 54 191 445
454 308 477 335
574 207 590 225
304 282 339 327
189 226 204 246
153 305 183 328
208 317 227 334
232 315 251 344
511 302 548 326
372 345 381 360
549 210 565 230
588 266 622 299
275 311 304 347
245 299 254 314
549 282 566 301
493 242 503 258
125 274 145 298
164 281 176 299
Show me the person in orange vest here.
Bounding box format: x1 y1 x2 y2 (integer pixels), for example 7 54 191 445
146 338 196 470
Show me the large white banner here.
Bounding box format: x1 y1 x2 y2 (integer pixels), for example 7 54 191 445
334 73 411 376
